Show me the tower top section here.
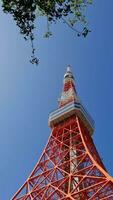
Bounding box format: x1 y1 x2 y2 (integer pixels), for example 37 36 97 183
59 66 79 107
49 66 94 135
64 65 74 79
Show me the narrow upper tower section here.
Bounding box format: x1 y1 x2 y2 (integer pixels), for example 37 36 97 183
49 66 94 135
59 66 79 107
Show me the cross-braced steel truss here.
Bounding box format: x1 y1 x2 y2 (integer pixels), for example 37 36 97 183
11 116 113 200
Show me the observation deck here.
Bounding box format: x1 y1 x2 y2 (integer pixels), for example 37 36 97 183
49 102 94 136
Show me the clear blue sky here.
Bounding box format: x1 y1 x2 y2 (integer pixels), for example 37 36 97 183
0 1 113 199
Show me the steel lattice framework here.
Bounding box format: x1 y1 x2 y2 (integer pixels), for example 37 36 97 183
11 67 113 200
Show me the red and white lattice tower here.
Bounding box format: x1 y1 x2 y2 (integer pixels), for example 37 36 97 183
12 66 113 200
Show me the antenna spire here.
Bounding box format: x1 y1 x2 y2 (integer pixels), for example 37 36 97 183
64 65 74 80
67 64 71 72
59 65 78 107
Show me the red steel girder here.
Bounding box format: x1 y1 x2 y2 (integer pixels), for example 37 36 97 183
11 116 113 200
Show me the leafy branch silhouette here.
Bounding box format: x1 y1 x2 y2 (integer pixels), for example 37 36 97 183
2 0 92 65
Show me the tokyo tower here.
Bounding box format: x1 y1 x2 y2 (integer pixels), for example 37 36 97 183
12 66 113 200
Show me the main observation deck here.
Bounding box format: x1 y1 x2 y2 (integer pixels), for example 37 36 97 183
49 102 94 136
